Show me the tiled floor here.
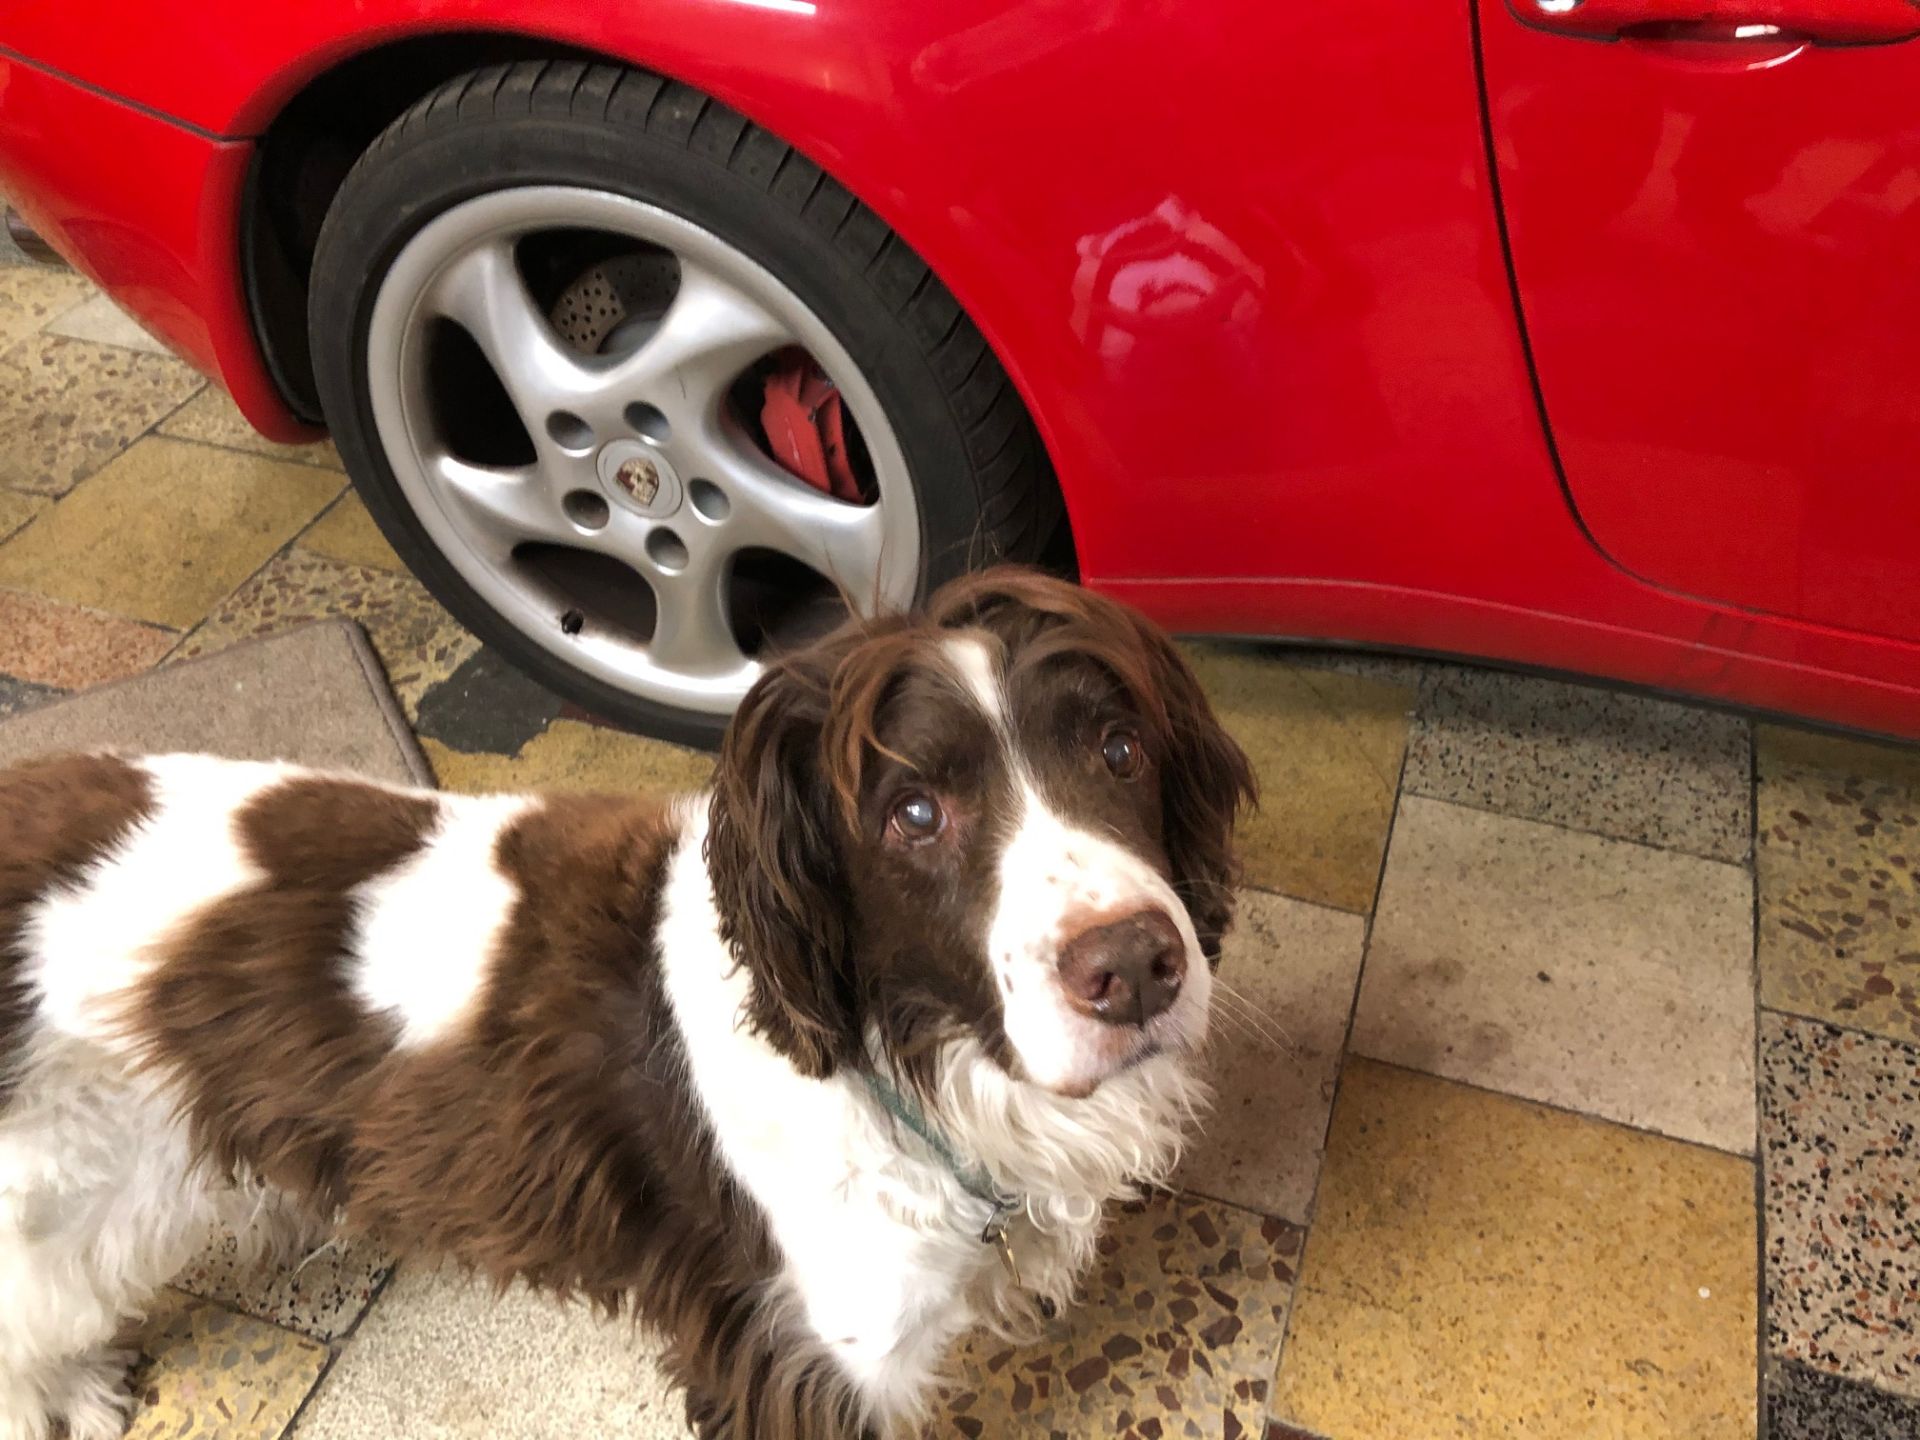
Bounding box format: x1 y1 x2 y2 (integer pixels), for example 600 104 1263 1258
0 258 1915 1439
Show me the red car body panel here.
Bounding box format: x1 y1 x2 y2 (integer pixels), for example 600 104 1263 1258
1 1 1917 737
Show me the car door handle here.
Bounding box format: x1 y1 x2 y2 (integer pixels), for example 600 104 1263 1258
1518 0 1920 44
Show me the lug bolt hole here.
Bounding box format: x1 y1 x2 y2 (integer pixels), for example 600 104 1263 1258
625 402 671 444
546 411 595 451
563 490 610 531
646 528 690 573
688 478 730 523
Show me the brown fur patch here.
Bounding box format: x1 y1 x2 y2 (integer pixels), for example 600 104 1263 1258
0 752 154 1102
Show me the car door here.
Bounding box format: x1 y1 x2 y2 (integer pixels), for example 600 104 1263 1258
1482 0 1920 643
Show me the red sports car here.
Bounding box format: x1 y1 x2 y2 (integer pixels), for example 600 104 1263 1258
3 0 1917 743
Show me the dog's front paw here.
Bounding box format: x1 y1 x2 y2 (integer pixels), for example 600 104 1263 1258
51 1349 136 1440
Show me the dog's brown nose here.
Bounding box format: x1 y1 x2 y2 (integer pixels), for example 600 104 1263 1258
1057 908 1186 1027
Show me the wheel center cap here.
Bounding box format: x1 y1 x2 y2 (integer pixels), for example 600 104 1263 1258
598 440 682 518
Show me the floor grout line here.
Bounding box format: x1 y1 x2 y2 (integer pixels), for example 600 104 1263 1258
1749 719 1771 1435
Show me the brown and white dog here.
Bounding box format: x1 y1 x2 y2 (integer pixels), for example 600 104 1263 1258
0 568 1252 1440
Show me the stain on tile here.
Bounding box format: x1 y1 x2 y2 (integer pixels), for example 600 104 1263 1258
1185 643 1414 913
161 386 343 470
1271 1059 1757 1439
423 719 712 797
0 263 93 353
44 290 174 355
291 1263 686 1440
0 673 61 718
176 1227 393 1344
1761 1012 1919 1398
1353 796 1756 1151
169 549 476 716
122 1288 326 1440
0 488 48 544
1766 1358 1920 1439
297 491 403 572
0 588 176 688
0 333 204 496
0 438 342 628
414 646 565 757
1405 667 1753 862
940 1191 1299 1439
1757 727 1920 1045
1177 889 1366 1221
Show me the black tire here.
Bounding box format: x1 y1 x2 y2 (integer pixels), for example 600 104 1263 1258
308 59 1061 748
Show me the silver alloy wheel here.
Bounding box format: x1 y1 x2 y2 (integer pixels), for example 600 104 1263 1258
366 186 920 715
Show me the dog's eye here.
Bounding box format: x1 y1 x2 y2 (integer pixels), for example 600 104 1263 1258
889 791 945 844
1101 727 1145 779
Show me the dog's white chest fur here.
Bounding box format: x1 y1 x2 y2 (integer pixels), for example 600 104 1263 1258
658 810 995 1418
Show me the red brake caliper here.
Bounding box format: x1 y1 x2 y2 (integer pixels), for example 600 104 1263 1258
760 349 864 503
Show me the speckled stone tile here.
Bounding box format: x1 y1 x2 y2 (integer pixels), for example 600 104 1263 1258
176 1229 393 1344
122 1288 327 1440
1757 726 1920 1045
1761 1012 1919 1397
1766 1358 1920 1439
1273 644 1436 691
0 262 92 352
291 1263 686 1439
161 386 344 470
0 438 342 628
44 290 174 355
1405 667 1753 862
424 719 713 796
0 488 48 543
0 588 177 688
939 1191 1299 1440
297 492 403 572
414 646 565 756
169 549 477 716
1353 795 1756 1150
1270 1059 1758 1439
0 674 60 718
0 333 204 496
1177 889 1366 1221
1184 643 1414 913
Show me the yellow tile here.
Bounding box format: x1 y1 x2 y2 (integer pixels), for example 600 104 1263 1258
0 264 93 353
425 720 713 796
1756 725 1920 1045
1186 643 1414 912
45 291 173 355
1271 1060 1757 1439
123 1288 327 1440
299 492 406 574
160 387 343 470
0 438 343 628
0 488 47 543
0 332 205 496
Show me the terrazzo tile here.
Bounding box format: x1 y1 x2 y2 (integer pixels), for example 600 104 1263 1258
176 1229 393 1344
291 1263 685 1439
1184 643 1414 913
0 262 92 352
1177 889 1366 1220
0 438 343 628
0 488 48 543
169 549 477 715
1405 667 1753 861
0 332 204 496
414 645 565 756
1757 726 1920 1045
123 1288 327 1440
939 1191 1300 1439
423 719 713 797
1270 1059 1758 1439
1274 644 1435 691
297 491 403 572
1761 1012 1919 1397
0 674 60 718
0 588 177 688
45 290 174 355
1353 795 1756 1150
161 386 344 470
1766 1358 1920 1439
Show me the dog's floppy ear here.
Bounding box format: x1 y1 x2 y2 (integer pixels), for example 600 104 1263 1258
704 654 861 1079
1136 628 1256 965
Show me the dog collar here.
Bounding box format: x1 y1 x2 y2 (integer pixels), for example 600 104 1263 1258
858 1071 1025 1273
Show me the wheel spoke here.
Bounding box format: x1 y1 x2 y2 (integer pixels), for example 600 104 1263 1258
699 435 890 604
432 455 571 556
426 239 595 416
602 261 795 420
646 542 744 674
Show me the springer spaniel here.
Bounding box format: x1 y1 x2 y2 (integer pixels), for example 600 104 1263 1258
0 568 1253 1440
